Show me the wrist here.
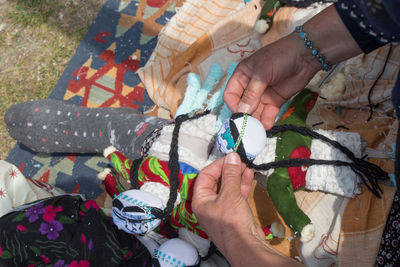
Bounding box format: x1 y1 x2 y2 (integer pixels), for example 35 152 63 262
221 222 298 267
300 5 362 66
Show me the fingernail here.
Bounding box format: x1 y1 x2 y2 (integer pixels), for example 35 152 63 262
238 102 250 113
226 152 240 165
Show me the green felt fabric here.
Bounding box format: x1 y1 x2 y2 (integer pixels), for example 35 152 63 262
267 89 316 238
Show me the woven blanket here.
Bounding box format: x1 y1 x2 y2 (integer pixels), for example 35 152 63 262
6 0 179 199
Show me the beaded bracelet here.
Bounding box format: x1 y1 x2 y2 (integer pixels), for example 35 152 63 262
295 25 332 71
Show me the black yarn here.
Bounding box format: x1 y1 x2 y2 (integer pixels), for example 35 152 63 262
161 111 211 238
366 43 392 121
129 157 144 189
201 242 217 261
229 113 248 164
280 0 334 8
230 114 388 198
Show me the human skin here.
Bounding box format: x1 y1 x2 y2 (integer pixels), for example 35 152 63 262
223 5 362 130
192 153 302 266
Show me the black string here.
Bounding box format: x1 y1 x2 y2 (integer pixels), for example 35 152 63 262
201 242 217 261
280 0 334 8
163 111 209 219
128 111 210 224
367 43 392 121
129 157 144 189
229 116 388 198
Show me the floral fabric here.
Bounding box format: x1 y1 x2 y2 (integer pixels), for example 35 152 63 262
0 195 152 267
376 190 400 266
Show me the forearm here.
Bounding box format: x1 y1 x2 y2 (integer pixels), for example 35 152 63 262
293 5 363 70
219 224 303 267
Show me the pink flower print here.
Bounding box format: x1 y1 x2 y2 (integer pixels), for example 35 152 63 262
81 233 86 244
0 188 6 199
69 260 90 267
43 205 63 222
84 200 99 211
16 225 27 231
26 202 45 222
41 254 51 264
9 167 19 179
123 250 133 259
0 246 2 256
39 220 63 240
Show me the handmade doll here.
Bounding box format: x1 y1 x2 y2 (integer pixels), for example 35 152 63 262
4 64 387 250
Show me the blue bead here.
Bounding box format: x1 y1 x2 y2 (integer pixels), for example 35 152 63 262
323 63 329 69
312 49 318 56
299 32 306 39
306 41 312 47
318 57 324 62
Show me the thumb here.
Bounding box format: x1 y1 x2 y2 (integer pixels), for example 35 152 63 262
238 77 266 114
219 153 242 198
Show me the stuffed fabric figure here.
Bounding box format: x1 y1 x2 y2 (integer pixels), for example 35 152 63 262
215 88 381 242
101 147 208 239
264 89 317 241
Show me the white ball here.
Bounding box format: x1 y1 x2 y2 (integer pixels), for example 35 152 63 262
154 238 199 267
216 114 267 160
112 189 164 235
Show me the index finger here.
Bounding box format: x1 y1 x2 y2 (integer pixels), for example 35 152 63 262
223 68 250 113
193 157 225 198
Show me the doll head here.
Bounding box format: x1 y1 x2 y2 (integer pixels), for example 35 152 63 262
112 189 164 235
216 113 267 160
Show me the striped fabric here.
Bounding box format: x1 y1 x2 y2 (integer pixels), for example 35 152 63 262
138 0 263 115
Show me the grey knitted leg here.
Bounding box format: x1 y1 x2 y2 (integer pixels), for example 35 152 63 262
5 99 168 160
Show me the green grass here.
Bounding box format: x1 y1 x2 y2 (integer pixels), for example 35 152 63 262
0 0 104 159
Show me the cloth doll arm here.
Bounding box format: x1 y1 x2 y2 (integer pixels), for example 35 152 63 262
5 99 168 160
267 169 313 242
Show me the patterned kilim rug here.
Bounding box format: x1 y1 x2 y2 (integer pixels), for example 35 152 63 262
6 0 179 199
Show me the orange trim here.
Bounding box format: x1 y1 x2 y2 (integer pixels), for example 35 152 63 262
150 65 156 96
194 14 214 25
176 18 206 32
163 33 191 46
203 6 226 18
210 0 236 11
159 61 165 81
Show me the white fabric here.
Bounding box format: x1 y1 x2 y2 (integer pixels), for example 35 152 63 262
0 160 64 217
296 190 349 267
148 114 217 170
253 130 362 197
306 130 362 197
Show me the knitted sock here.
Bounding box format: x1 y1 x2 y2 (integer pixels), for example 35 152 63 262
5 99 168 160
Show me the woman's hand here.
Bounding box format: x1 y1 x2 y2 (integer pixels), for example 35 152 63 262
192 152 303 266
223 5 362 130
192 152 262 256
223 33 319 130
